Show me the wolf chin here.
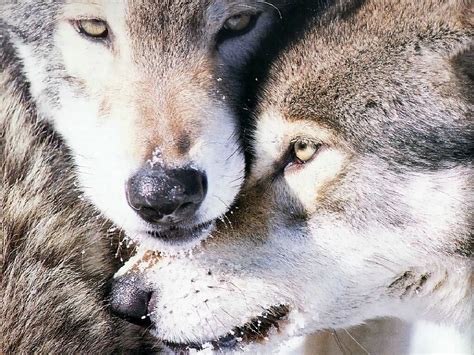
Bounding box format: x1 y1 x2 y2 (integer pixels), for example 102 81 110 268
113 0 473 350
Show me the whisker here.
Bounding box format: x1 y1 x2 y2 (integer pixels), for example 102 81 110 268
331 329 350 355
258 1 283 19
344 329 371 355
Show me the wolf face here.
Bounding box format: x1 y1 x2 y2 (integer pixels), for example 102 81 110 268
1 0 287 249
112 0 473 349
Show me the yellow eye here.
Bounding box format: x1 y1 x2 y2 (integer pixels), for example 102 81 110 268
77 19 108 38
294 138 320 163
223 14 253 32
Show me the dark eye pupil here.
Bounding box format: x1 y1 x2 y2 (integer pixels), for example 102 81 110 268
297 142 308 150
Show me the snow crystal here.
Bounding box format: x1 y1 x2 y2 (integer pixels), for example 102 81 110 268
148 147 164 168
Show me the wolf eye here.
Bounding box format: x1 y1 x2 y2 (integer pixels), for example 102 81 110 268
224 14 253 32
76 19 108 39
293 138 320 163
221 13 259 37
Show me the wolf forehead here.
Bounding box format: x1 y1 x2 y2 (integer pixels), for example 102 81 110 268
2 0 282 104
262 0 473 169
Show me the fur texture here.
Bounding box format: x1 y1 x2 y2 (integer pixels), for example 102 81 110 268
0 28 155 352
114 0 473 350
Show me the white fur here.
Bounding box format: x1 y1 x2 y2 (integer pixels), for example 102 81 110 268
409 321 472 354
14 42 49 105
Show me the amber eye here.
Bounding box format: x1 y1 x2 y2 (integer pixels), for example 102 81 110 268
293 138 320 163
76 19 108 39
223 14 253 32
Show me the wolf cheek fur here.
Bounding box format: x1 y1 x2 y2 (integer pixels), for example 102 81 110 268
113 0 473 349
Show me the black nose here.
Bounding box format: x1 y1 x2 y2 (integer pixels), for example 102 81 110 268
126 167 207 224
110 275 152 327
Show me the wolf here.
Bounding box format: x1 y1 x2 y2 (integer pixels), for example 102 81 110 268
111 0 473 351
0 0 296 255
1 0 298 351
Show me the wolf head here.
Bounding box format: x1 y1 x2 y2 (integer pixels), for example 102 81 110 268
1 0 290 249
111 0 473 349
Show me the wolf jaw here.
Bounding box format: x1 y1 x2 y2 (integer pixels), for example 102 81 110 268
160 305 290 352
112 0 473 348
0 0 287 250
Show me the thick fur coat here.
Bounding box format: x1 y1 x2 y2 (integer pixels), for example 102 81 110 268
0 29 153 353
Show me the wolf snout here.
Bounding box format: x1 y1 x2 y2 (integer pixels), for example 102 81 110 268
126 166 207 225
110 275 154 327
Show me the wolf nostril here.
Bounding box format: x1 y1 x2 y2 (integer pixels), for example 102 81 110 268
126 166 207 224
178 202 194 210
110 276 153 327
138 206 164 224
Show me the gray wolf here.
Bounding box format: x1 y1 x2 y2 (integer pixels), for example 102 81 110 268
0 0 288 253
112 0 473 351
1 0 289 351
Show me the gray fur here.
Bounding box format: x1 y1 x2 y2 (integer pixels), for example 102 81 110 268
0 29 154 352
